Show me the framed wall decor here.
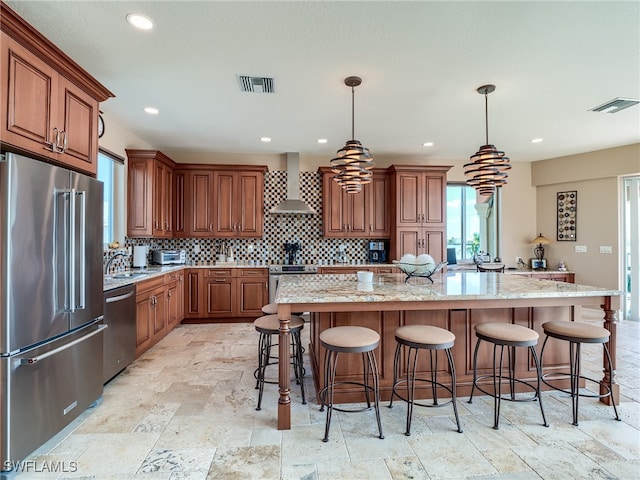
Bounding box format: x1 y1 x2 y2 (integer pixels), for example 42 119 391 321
557 190 577 241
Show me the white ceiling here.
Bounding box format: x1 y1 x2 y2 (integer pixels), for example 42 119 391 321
6 1 640 163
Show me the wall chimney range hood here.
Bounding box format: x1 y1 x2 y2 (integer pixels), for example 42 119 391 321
270 152 317 215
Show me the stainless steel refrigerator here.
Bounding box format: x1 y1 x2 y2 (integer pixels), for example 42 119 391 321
0 152 105 471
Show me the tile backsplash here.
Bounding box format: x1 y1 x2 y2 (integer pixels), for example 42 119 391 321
104 171 375 271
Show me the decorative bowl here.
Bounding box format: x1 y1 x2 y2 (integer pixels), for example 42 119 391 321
392 260 447 283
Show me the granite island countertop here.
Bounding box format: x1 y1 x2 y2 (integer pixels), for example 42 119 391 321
274 271 621 305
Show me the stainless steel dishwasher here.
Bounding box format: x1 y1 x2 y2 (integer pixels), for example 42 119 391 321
103 284 136 383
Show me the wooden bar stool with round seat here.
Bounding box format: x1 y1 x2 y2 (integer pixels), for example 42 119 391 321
319 326 384 442
469 323 548 430
388 325 463 435
540 321 620 426
253 314 306 411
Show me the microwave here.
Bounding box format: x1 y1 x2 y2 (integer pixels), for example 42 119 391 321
151 249 186 265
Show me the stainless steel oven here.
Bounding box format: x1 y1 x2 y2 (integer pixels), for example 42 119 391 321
268 265 318 303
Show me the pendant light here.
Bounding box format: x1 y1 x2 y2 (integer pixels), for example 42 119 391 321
464 85 511 196
330 76 374 194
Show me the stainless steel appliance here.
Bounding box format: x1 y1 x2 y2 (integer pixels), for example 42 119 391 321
1 153 105 471
268 264 318 303
151 249 186 265
103 284 136 384
368 240 389 263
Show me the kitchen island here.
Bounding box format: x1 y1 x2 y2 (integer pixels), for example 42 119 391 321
274 272 622 430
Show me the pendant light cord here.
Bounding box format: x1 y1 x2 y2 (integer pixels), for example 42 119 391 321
351 86 355 140
484 91 489 145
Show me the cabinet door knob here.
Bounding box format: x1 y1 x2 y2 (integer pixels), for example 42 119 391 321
209 223 213 231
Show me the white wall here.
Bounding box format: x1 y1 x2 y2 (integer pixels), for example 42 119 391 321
531 143 640 289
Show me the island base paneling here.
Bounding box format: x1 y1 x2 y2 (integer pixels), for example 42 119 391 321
309 305 578 403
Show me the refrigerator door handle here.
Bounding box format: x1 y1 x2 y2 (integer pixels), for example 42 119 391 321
77 190 87 309
19 325 107 365
68 188 76 312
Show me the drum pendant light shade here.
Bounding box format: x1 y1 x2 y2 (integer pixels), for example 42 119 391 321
330 76 374 194
464 85 511 196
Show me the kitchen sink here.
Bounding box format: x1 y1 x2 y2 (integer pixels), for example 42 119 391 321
113 272 148 278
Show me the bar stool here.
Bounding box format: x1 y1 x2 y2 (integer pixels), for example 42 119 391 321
469 323 548 429
389 325 463 435
253 314 306 411
319 326 384 442
540 321 620 425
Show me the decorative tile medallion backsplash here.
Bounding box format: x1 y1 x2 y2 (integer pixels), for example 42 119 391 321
106 171 374 269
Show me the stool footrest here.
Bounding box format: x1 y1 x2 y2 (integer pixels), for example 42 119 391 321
541 372 613 400
390 378 456 409
320 381 378 413
471 375 542 402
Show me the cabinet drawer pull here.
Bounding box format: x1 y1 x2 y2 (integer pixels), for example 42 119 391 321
59 130 67 152
215 278 227 282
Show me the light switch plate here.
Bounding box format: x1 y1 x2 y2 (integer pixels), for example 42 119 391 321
575 245 587 253
599 246 613 254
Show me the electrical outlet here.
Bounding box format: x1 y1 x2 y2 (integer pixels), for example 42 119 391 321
599 246 613 254
575 245 587 253
515 256 522 264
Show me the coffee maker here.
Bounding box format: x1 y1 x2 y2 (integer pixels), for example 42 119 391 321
367 240 389 263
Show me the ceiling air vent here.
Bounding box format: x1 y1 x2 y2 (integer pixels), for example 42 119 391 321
238 75 274 93
589 97 639 114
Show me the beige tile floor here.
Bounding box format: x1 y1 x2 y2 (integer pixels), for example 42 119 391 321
12 309 640 480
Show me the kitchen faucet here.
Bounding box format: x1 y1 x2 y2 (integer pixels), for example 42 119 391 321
104 251 127 275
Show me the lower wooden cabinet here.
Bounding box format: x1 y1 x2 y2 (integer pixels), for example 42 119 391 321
205 269 234 317
185 267 268 320
522 272 575 283
135 271 185 357
318 266 395 274
237 269 270 316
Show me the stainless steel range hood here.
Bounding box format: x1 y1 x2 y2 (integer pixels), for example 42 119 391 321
270 152 317 215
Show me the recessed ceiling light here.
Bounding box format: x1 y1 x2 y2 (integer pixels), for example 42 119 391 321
317 138 328 144
531 138 544 143
144 107 159 115
422 142 434 147
127 13 154 30
260 137 271 143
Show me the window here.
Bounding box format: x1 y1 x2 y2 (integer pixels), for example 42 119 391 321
446 184 481 261
97 150 125 246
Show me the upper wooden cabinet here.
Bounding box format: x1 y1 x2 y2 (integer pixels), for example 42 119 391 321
126 149 176 238
173 165 266 238
212 167 266 238
173 168 216 237
389 165 451 262
391 166 448 227
0 6 113 176
319 167 390 238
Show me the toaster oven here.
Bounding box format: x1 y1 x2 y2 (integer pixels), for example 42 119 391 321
151 249 186 265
